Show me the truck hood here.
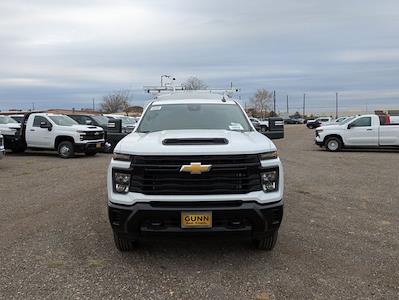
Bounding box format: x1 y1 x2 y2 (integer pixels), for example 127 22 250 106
115 129 275 155
318 124 345 131
70 125 103 131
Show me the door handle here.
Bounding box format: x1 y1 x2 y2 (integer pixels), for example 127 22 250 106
366 129 373 131
30 129 35 131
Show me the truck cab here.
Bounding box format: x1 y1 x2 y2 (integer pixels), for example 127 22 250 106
108 91 284 251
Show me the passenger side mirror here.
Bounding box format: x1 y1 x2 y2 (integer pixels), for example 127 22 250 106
347 123 353 129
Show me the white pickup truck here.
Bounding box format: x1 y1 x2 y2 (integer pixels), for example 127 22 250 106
315 114 399 151
108 91 284 251
5 113 105 158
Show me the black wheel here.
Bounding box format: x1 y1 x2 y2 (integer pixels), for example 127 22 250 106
325 137 342 152
11 145 26 153
113 232 136 251
260 126 268 133
85 151 97 156
57 141 74 158
307 124 314 129
254 231 278 251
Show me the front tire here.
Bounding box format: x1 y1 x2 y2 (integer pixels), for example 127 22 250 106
325 137 342 152
113 232 136 251
254 231 278 251
57 141 75 158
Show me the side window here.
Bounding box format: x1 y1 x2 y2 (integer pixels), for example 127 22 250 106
350 117 371 127
33 116 49 127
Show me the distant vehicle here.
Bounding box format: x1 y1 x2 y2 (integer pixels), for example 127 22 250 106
0 116 21 134
0 116 22 152
0 134 5 159
249 117 284 139
8 114 25 123
306 117 332 129
285 117 303 124
315 114 399 151
67 114 128 152
249 117 268 133
4 113 105 158
103 114 136 133
323 116 350 126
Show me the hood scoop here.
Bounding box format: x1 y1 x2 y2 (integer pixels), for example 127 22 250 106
162 138 229 145
87 126 98 129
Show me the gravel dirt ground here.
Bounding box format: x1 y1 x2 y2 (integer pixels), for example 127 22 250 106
0 125 398 299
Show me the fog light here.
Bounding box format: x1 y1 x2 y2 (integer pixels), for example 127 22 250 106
114 172 131 194
260 170 278 193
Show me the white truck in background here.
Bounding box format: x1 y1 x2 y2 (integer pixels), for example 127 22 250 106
4 113 105 158
315 114 399 151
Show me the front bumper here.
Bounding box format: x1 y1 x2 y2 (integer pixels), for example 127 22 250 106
315 135 324 146
108 200 283 240
74 141 104 153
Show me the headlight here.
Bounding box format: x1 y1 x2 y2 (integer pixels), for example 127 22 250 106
113 171 131 194
113 153 132 161
258 151 278 160
260 169 279 193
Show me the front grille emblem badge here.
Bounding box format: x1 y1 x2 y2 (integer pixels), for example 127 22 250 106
180 162 212 175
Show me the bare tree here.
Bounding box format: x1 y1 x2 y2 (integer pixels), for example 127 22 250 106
250 89 273 118
101 90 131 114
182 77 207 90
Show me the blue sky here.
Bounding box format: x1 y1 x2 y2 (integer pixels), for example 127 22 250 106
1 0 399 113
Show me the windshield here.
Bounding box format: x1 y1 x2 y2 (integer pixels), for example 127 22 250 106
0 116 18 124
49 115 78 126
137 103 252 133
340 117 355 124
92 115 110 126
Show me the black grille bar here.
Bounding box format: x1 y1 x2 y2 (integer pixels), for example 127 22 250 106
129 154 262 195
82 131 104 140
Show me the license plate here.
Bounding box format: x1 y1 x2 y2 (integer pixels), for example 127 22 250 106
96 143 101 149
181 211 212 228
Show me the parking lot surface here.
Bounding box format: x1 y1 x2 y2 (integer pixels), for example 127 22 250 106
0 126 398 299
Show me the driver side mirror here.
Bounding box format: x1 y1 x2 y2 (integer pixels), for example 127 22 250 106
85 120 93 125
40 121 52 131
347 123 353 129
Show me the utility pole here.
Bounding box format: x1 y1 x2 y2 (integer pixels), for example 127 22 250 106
273 90 276 115
92 98 95 111
335 92 338 119
286 95 289 114
32 103 35 110
303 93 306 117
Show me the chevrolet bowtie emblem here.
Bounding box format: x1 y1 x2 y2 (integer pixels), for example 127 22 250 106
180 162 212 175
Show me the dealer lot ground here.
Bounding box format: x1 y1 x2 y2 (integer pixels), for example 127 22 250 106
0 125 398 299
